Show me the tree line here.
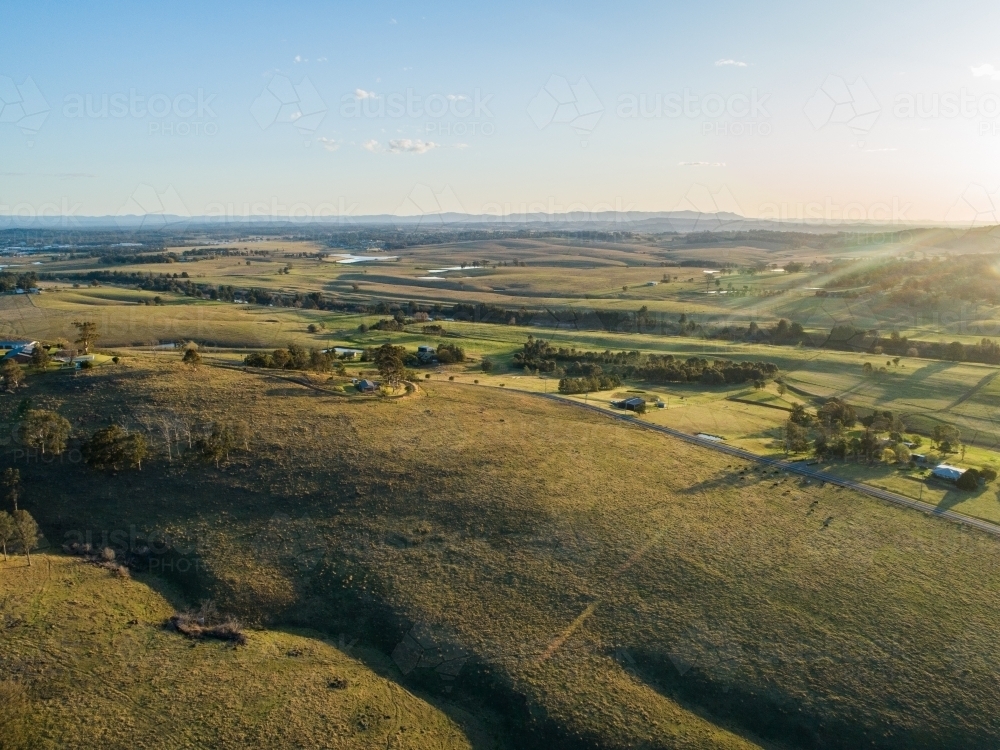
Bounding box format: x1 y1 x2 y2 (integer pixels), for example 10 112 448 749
514 337 779 385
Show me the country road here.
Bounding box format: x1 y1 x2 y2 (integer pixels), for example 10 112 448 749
521 389 1000 539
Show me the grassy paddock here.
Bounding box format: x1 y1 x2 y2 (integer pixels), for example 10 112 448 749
0 553 481 750
6 360 1000 747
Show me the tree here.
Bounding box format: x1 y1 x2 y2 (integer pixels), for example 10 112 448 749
0 511 14 560
817 398 857 429
933 424 961 450
945 341 966 362
789 404 812 426
785 421 810 453
776 381 787 396
73 320 99 353
30 344 50 368
182 348 202 368
1 358 23 391
12 509 38 566
374 344 407 389
858 429 881 461
199 423 236 468
83 425 149 471
19 410 72 455
2 468 20 511
481 356 495 373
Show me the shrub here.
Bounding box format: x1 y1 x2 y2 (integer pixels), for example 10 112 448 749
956 469 980 491
167 607 247 646
980 467 998 483
436 343 465 364
182 348 201 367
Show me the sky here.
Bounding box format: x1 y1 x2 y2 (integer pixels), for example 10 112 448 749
2 0 1000 225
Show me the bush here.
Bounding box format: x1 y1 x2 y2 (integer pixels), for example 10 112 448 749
980 467 998 482
956 469 981 491
436 343 465 364
167 607 247 645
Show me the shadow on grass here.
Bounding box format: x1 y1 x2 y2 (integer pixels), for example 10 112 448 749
934 483 990 514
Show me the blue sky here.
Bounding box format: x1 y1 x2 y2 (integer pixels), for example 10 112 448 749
2 0 1000 223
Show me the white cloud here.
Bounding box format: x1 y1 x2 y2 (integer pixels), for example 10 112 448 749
446 94 468 101
361 139 381 152
971 63 1000 80
317 137 340 151
294 55 306 63
715 59 747 67
390 17 397 24
317 57 328 63
388 138 438 154
679 161 726 167
354 88 377 99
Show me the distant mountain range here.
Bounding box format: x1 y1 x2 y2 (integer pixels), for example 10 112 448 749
0 210 953 234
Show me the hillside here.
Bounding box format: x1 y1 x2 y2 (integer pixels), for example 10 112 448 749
7 359 1000 748
0 554 484 749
